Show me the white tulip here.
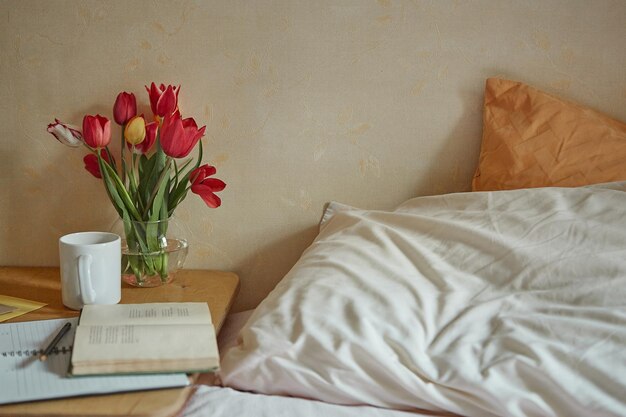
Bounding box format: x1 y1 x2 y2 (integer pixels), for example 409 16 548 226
47 119 83 147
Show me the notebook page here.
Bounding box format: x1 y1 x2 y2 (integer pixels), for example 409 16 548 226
0 318 189 405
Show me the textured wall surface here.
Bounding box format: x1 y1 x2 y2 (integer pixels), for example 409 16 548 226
1 0 625 311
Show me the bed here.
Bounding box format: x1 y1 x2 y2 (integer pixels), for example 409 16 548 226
181 78 626 417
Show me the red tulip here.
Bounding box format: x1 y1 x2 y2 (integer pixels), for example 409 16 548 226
113 92 137 125
83 149 112 179
145 82 180 117
128 120 158 154
82 114 111 148
190 165 226 208
160 111 205 158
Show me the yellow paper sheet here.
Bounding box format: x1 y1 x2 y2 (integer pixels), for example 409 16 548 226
0 294 46 322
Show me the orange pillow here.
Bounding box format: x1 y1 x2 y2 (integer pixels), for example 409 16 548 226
472 78 626 191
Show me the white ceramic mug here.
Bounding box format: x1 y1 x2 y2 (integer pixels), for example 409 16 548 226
59 232 121 310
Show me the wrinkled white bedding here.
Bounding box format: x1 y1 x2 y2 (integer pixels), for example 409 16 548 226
182 386 452 417
219 183 626 417
183 312 455 417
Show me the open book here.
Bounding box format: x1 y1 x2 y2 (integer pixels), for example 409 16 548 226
0 318 189 405
70 302 219 376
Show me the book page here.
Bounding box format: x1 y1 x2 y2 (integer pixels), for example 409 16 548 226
79 302 212 326
0 318 189 405
72 324 218 364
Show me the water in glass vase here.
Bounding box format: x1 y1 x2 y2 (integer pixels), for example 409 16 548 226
122 238 188 287
113 217 188 287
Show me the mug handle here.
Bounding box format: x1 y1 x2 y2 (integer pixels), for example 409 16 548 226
78 254 97 304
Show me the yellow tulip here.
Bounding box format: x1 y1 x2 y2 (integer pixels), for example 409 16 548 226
124 116 146 145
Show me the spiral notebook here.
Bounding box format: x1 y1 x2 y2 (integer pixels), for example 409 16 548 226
0 317 190 405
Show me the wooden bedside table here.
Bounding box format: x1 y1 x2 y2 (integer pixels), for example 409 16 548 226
0 266 240 417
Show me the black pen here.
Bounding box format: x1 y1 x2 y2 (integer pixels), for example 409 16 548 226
39 322 71 361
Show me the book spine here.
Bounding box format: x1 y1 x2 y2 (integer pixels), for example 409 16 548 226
1 345 73 358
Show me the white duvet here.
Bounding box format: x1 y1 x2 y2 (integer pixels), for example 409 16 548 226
221 183 626 417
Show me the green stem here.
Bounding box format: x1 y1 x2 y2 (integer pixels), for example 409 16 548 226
95 153 123 218
142 157 172 219
101 160 142 221
120 126 126 184
103 146 117 173
128 152 141 212
134 151 141 190
81 142 95 153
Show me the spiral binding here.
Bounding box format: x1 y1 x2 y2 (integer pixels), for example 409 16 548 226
1 346 72 358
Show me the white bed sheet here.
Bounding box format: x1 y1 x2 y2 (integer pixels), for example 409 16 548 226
182 386 455 417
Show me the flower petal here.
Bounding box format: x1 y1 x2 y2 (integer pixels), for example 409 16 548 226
47 120 82 147
124 115 146 145
191 184 222 208
82 114 111 148
83 153 101 178
113 92 137 125
202 178 227 192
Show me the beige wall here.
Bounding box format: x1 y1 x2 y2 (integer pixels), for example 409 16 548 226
1 0 625 311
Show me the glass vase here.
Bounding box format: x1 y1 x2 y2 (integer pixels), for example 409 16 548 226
111 217 188 287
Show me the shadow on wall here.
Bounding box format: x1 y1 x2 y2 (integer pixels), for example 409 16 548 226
233 225 320 312
412 83 485 197
2 138 118 267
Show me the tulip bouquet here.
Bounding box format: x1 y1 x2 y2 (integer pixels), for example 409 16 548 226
47 83 226 285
